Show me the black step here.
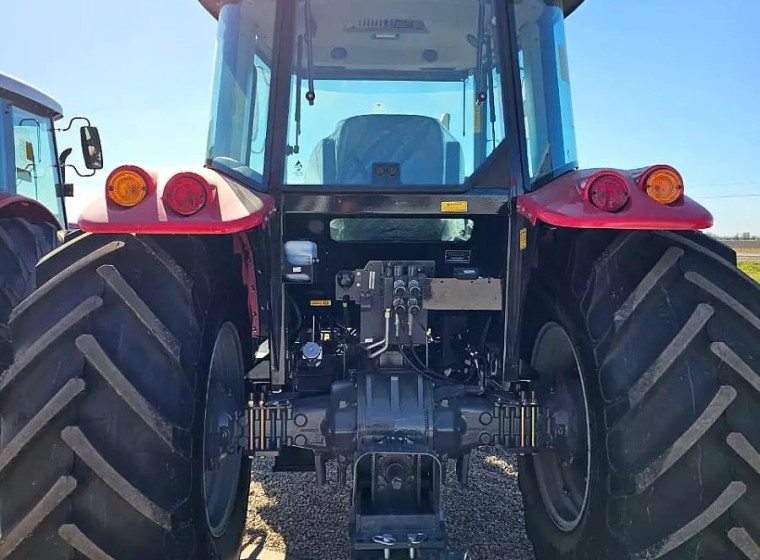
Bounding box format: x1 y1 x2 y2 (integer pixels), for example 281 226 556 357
272 445 316 472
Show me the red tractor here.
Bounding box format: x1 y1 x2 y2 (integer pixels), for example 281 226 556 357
1 1 757 559
0 72 102 371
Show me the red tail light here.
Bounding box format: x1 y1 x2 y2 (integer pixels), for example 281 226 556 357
585 172 629 213
162 173 212 216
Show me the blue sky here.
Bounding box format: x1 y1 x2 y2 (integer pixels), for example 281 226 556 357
2 0 758 235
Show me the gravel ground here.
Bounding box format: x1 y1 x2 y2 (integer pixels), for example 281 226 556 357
242 448 535 560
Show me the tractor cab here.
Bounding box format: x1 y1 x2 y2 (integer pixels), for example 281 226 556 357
205 0 578 191
0 72 104 228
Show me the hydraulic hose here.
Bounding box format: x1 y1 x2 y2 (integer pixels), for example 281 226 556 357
368 309 392 359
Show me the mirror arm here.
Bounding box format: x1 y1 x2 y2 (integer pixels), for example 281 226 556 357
58 147 73 184
56 116 93 132
64 164 96 178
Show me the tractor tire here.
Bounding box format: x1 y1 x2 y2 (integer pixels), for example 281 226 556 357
519 230 760 560
0 217 57 372
0 233 251 560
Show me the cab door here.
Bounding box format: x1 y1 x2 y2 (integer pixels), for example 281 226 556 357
8 104 65 225
0 98 16 194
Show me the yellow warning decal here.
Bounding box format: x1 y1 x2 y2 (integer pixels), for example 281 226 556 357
310 299 332 307
519 228 528 250
441 200 468 213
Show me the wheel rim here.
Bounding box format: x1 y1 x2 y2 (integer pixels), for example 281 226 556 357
203 322 245 538
531 322 592 532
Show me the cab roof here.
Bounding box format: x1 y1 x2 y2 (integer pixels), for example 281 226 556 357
199 0 586 20
0 72 63 119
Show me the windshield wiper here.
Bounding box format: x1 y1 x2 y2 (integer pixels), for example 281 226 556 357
485 35 497 149
304 0 316 106
475 0 486 106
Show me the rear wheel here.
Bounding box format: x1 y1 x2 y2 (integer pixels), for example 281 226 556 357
0 233 250 560
520 230 760 559
0 217 57 371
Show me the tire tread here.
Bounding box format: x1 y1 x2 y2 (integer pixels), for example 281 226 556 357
0 234 213 560
520 230 760 560
0 217 58 370
58 523 117 560
0 476 77 559
631 482 746 560
60 426 171 529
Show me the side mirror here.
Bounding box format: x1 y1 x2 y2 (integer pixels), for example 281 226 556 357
80 126 103 170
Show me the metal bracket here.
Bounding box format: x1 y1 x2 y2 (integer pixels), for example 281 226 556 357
55 183 74 197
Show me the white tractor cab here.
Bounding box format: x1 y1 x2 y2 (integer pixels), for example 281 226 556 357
0 72 103 369
0 71 103 228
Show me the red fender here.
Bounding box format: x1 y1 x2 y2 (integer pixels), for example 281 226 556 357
0 192 61 229
516 167 713 230
78 166 275 234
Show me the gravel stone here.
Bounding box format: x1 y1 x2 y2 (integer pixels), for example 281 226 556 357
243 447 535 559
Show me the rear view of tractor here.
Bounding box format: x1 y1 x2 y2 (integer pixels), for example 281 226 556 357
0 73 102 371
1 1 758 559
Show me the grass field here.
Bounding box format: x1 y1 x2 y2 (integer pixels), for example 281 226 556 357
739 261 760 282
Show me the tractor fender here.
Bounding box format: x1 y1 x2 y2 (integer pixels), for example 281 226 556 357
77 166 275 234
516 167 713 230
0 192 61 229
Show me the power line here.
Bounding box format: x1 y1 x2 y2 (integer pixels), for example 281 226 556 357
694 193 760 200
687 181 760 199
692 181 760 189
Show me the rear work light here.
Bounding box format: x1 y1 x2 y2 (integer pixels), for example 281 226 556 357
106 166 153 208
641 166 684 205
162 172 213 216
585 172 629 212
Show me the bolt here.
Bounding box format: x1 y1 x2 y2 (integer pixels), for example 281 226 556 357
373 534 395 559
407 533 426 559
219 426 230 444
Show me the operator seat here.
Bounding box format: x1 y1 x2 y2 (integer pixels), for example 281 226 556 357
305 114 464 185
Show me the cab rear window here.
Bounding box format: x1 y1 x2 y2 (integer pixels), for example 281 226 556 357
329 218 473 242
